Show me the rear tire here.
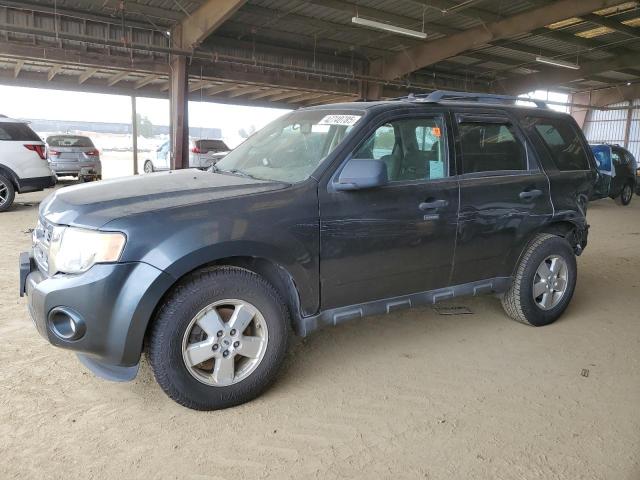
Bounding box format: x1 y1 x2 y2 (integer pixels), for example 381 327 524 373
502 233 577 327
144 161 154 174
0 174 16 212
147 267 290 410
615 182 633 206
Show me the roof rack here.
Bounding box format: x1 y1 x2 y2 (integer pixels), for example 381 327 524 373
399 90 549 109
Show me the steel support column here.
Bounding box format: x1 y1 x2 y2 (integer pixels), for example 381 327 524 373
169 55 188 170
131 96 139 175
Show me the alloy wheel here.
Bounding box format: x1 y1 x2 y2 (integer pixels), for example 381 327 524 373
181 299 269 387
0 180 7 207
622 184 632 204
532 255 569 310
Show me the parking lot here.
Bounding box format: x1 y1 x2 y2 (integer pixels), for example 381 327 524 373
1 187 638 479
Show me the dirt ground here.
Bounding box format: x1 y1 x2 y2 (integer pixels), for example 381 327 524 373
0 183 639 480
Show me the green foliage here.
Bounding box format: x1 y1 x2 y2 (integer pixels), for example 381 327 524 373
136 113 153 138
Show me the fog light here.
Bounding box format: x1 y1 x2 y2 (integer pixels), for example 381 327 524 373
48 307 86 341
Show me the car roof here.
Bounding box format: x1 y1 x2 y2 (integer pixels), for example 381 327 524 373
47 134 91 139
303 97 572 120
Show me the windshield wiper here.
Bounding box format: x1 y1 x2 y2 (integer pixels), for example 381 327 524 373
226 169 254 178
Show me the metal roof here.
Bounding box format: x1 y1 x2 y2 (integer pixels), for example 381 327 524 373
0 0 639 105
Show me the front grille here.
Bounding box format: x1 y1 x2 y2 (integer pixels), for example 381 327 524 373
32 218 53 275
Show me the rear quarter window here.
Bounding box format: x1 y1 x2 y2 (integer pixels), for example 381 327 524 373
0 123 41 142
528 117 590 171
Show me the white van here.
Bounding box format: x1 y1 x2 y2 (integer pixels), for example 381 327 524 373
0 116 55 211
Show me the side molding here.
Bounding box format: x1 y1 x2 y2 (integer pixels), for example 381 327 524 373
298 277 512 336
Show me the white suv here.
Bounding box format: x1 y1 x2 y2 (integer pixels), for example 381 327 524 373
0 115 55 211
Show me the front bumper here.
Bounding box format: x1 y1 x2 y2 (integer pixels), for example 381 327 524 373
21 253 174 380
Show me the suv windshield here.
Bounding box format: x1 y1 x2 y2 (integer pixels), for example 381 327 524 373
215 110 363 183
46 135 94 148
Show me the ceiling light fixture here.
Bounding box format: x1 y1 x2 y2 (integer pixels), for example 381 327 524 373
351 16 427 39
535 56 580 70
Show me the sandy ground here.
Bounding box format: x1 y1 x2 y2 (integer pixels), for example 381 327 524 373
0 183 639 479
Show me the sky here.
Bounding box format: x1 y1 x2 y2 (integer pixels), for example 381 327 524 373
0 85 290 141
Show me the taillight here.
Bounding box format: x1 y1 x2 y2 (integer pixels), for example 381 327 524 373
24 144 46 160
85 149 99 156
191 147 201 154
49 150 61 156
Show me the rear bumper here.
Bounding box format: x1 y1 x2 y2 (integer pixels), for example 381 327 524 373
50 162 101 176
21 253 175 380
17 175 56 193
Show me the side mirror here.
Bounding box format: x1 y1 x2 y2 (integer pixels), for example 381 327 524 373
334 159 388 191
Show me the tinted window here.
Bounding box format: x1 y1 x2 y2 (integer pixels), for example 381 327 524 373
530 118 590 171
458 121 526 173
46 135 94 148
0 123 41 141
196 139 229 152
353 117 446 181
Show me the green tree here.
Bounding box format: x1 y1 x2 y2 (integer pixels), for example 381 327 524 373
136 113 154 138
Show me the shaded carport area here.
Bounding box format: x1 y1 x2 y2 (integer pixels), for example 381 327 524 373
0 1 639 479
3 0 640 166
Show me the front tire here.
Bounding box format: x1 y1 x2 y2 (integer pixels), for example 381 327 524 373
502 233 577 327
147 267 290 410
144 161 154 174
0 174 16 212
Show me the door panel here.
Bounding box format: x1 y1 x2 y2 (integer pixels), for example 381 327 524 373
453 173 552 284
319 113 459 310
451 112 553 284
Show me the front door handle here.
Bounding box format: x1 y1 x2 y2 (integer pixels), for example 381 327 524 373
519 189 543 201
419 199 448 210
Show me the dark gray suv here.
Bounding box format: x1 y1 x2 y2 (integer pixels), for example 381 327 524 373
20 91 596 410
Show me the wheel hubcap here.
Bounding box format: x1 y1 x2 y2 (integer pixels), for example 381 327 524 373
533 255 569 310
181 299 268 387
623 185 632 202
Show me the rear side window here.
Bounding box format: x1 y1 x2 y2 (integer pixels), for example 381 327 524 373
0 123 41 141
529 118 590 171
458 121 526 173
46 135 94 148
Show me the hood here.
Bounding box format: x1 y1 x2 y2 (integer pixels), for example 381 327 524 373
40 169 285 228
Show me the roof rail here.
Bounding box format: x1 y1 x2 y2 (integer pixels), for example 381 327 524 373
400 90 549 109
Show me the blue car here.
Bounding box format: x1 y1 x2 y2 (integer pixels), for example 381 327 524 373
590 144 636 206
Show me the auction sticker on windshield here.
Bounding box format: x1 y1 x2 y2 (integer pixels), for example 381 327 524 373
318 114 362 126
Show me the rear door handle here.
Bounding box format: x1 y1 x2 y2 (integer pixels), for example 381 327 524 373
419 199 448 210
519 189 542 201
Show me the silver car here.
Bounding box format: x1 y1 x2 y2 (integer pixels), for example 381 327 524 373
46 135 102 181
189 139 230 170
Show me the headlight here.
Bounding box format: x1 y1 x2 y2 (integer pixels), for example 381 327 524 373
49 226 126 274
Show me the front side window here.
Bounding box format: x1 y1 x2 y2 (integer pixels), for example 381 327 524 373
353 117 446 181
458 121 526 174
215 110 362 183
529 117 590 171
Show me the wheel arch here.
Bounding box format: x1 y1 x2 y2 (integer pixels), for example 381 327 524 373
142 255 306 353
510 220 584 277
0 164 19 190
